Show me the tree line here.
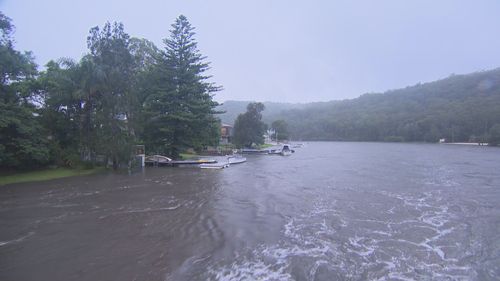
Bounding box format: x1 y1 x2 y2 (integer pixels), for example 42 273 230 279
0 13 221 170
222 70 500 145
272 70 500 144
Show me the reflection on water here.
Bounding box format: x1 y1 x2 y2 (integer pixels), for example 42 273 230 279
1 142 499 280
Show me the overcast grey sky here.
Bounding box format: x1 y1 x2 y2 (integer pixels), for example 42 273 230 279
2 0 500 103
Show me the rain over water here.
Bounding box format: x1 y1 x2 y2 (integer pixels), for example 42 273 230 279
1 142 499 280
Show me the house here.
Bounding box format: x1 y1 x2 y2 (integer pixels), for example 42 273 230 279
265 128 275 143
220 123 233 144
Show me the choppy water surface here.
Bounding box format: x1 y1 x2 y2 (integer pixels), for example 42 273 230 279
1 142 499 281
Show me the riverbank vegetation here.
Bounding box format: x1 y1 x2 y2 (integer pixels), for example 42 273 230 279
0 167 105 186
0 12 221 172
232 103 267 148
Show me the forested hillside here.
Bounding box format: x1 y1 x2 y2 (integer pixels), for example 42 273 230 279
281 70 500 142
222 69 500 143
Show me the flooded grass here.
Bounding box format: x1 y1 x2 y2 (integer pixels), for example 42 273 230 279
0 167 106 186
179 153 200 160
258 143 274 149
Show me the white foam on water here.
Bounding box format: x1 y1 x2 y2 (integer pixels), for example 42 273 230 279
209 190 478 280
209 207 340 280
124 205 182 213
347 236 375 257
307 260 328 280
98 204 181 219
0 232 35 247
80 190 101 196
372 230 391 236
213 257 292 281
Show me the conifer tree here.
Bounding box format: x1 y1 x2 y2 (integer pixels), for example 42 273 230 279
144 15 221 158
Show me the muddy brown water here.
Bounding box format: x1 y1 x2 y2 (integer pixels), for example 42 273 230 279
1 142 499 280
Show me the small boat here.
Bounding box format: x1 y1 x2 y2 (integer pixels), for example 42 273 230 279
241 148 269 154
268 145 294 156
145 155 173 166
279 145 293 156
171 159 217 165
200 163 230 169
145 155 217 166
227 155 247 164
145 155 172 163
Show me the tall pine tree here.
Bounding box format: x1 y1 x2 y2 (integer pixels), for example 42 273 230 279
144 15 221 158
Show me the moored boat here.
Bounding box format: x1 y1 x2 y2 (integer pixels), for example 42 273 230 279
199 163 230 169
268 144 294 156
279 144 293 156
227 155 247 164
145 155 217 166
240 148 269 154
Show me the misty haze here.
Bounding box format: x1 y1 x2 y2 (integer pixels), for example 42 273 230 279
1 1 499 281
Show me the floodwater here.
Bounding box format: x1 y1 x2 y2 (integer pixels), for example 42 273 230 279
1 142 499 281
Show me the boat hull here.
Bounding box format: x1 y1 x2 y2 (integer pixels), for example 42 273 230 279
200 163 229 169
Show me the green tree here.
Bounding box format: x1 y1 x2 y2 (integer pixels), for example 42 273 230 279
232 102 267 148
129 37 160 72
143 15 221 158
128 37 161 142
271 119 289 141
38 59 84 166
86 22 137 169
0 12 50 169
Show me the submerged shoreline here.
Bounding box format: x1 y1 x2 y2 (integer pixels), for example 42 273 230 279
0 167 105 186
0 142 499 280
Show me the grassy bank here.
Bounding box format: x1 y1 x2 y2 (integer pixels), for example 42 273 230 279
259 143 275 149
0 167 105 186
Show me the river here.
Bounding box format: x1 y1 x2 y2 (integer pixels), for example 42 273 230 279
1 142 499 280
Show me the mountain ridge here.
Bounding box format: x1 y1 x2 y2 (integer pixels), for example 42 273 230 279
218 68 500 142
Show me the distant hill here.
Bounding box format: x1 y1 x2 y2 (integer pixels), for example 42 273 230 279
217 101 306 125
220 68 500 142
